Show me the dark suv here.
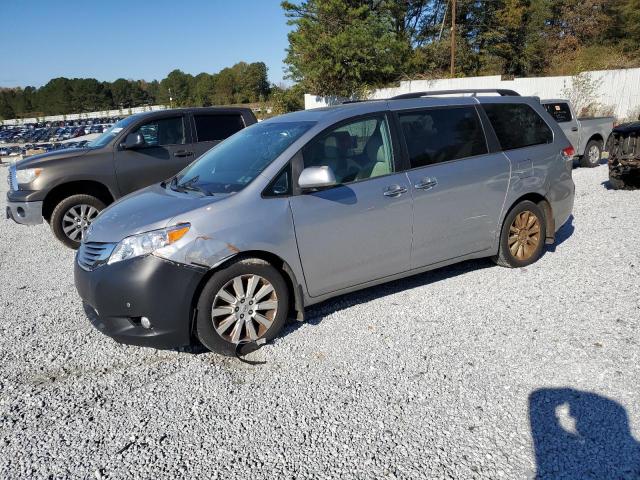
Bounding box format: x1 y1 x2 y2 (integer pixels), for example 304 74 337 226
6 107 257 248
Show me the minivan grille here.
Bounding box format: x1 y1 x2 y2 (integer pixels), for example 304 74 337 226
77 242 116 271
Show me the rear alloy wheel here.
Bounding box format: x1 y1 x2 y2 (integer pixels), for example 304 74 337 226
50 194 105 249
196 258 289 356
494 200 546 268
580 140 603 168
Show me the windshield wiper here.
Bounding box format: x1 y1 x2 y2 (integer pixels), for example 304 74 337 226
169 175 213 196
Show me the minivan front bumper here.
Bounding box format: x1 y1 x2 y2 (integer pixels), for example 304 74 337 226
74 254 206 349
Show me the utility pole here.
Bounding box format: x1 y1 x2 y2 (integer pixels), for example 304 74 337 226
450 0 456 78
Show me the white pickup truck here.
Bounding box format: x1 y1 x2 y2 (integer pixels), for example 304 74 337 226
541 99 614 168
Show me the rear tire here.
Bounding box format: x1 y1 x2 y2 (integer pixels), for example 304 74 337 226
50 194 105 249
580 139 603 168
493 200 547 268
196 257 289 356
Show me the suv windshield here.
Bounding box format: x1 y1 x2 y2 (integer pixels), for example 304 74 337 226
172 121 314 195
87 116 138 148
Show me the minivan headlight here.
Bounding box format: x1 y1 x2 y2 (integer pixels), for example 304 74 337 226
108 224 190 265
16 168 42 185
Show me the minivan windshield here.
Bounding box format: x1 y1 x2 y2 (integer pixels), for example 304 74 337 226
87 116 138 148
171 121 314 195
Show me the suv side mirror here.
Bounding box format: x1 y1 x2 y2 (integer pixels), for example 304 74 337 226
298 166 337 190
121 132 145 149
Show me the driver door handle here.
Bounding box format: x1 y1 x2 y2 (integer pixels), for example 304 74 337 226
414 177 438 190
383 185 408 197
571 127 579 132
174 150 194 158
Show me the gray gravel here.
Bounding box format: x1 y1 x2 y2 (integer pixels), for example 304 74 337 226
1 163 639 479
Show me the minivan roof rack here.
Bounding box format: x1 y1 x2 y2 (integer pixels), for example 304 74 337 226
390 89 520 99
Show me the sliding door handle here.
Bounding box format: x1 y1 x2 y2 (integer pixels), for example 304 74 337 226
414 177 438 190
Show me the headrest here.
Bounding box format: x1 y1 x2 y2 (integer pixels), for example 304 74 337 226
323 135 339 159
366 135 385 163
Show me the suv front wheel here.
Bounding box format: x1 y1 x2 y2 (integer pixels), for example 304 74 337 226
50 194 105 249
494 200 547 268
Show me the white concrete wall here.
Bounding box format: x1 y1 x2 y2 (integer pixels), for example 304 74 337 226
305 68 640 120
1 105 169 126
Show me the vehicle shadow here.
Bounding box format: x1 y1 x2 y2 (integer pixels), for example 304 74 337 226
282 257 495 336
546 214 574 252
529 388 640 479
281 218 575 337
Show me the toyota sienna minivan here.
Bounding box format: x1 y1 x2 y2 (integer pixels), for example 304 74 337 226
74 90 575 356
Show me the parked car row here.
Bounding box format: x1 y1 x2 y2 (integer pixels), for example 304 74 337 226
0 141 91 158
6 90 578 356
1 117 123 144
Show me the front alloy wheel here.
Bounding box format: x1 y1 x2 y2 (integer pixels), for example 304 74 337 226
211 274 278 344
196 257 289 356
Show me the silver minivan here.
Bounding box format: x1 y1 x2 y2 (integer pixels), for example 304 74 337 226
74 90 575 356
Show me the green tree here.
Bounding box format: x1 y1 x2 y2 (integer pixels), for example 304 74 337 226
160 69 194 106
239 62 271 102
283 0 411 98
270 83 305 113
212 67 236 104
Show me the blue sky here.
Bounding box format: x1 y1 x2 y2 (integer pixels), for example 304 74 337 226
0 0 292 87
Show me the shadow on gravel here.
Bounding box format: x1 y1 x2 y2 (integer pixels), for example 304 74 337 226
529 388 640 479
281 257 495 338
546 215 574 252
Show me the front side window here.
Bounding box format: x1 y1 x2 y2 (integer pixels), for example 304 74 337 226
543 103 573 123
132 116 185 147
483 103 553 150
172 121 314 195
302 115 394 184
194 114 245 142
398 107 488 168
87 115 138 148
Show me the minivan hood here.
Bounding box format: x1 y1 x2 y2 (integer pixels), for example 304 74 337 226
86 183 229 243
16 148 89 169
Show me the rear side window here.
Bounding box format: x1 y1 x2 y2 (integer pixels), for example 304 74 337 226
543 103 572 123
483 103 553 150
194 114 245 142
398 107 488 168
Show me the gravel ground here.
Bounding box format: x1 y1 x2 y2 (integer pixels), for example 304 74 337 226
1 163 639 479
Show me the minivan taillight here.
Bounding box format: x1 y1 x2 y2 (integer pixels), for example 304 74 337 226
562 146 575 160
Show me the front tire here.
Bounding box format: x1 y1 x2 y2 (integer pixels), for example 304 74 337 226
493 200 547 268
50 194 105 249
196 257 289 356
580 139 603 168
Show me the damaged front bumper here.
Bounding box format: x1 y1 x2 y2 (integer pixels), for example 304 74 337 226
74 254 206 349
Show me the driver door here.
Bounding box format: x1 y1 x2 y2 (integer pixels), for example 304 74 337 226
115 115 194 195
289 114 413 298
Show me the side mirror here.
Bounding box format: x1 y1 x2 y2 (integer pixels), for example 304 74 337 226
121 132 145 149
298 166 337 190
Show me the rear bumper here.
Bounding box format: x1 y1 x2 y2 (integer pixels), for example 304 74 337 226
74 254 207 349
6 200 43 225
